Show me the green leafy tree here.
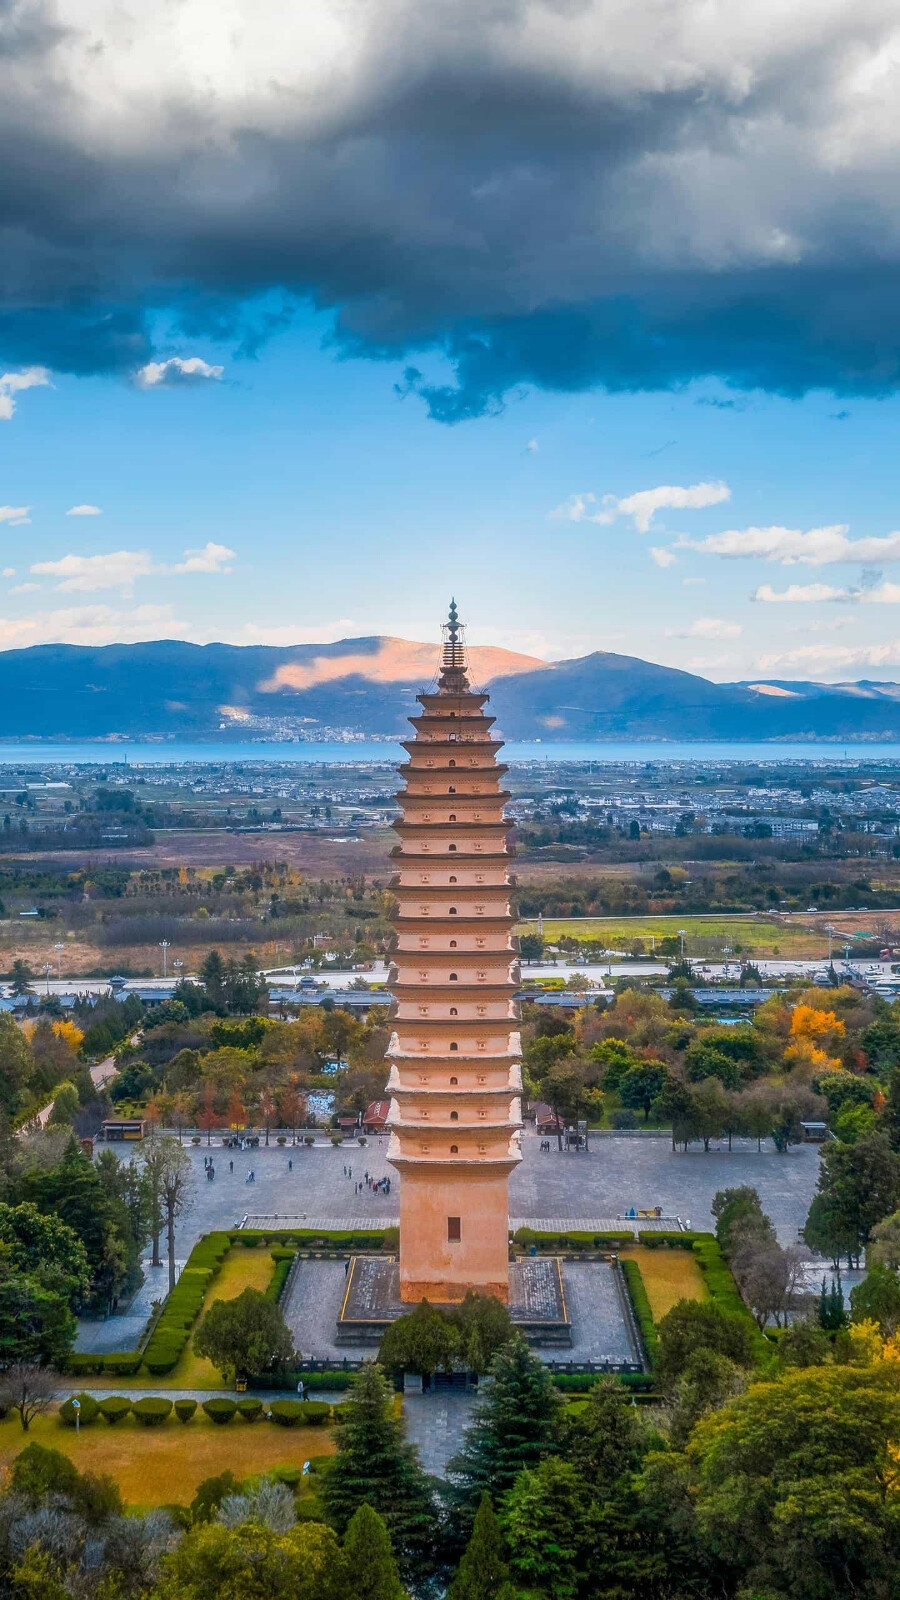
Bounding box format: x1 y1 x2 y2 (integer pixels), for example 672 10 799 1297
687 1365 900 1600
867 1207 900 1271
448 1335 563 1514
656 1299 755 1394
0 1013 33 1113
804 1129 900 1268
669 1348 744 1448
0 1201 90 1302
321 1364 436 1585
448 1495 510 1600
47 1081 79 1126
712 1186 775 1257
448 1292 514 1376
193 1287 295 1381
0 1274 75 1367
777 1316 830 1368
618 1061 668 1122
849 1265 900 1334
20 1142 130 1310
378 1300 460 1377
683 1042 740 1089
652 1074 696 1151
156 1519 347 1600
342 1504 408 1600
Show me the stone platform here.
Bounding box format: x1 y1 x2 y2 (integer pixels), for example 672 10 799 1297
336 1255 571 1347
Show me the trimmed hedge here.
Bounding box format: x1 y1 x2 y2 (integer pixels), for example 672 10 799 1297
300 1401 331 1426
266 1256 294 1303
132 1397 172 1427
637 1231 696 1250
621 1259 659 1369
59 1393 99 1427
513 1228 635 1252
203 1398 237 1424
691 1234 769 1363
551 1371 656 1395
98 1397 132 1425
140 1234 231 1375
174 1399 197 1423
66 1351 142 1377
269 1399 304 1427
236 1397 263 1422
229 1227 395 1252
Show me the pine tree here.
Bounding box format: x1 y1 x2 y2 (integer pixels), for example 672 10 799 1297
321 1365 436 1585
342 1504 407 1600
448 1494 510 1600
448 1334 563 1514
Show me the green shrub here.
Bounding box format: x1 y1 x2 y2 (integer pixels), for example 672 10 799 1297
98 1397 131 1425
299 1401 330 1425
59 1393 99 1427
271 1464 303 1486
174 1399 197 1422
637 1231 695 1250
269 1399 304 1427
102 1353 142 1376
621 1258 658 1369
65 1354 103 1376
266 1259 293 1302
302 1372 356 1392
236 1397 263 1422
202 1398 237 1424
132 1397 172 1427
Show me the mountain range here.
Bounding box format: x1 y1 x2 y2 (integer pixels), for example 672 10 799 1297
2 636 900 742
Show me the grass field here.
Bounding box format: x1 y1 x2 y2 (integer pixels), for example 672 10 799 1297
0 1410 334 1507
517 914 830 957
161 1248 276 1389
620 1246 707 1318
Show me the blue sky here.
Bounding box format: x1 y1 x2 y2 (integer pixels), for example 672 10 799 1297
3 1 900 684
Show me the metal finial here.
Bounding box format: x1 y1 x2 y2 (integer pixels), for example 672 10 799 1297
448 598 458 637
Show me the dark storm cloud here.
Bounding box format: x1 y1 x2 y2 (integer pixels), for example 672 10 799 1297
3 0 900 416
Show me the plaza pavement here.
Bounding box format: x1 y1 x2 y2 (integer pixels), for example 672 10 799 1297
79 1131 822 1351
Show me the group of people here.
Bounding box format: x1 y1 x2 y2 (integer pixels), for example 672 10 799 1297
356 1171 391 1196
203 1156 217 1181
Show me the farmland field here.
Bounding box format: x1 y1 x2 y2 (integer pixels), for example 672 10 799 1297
516 913 831 957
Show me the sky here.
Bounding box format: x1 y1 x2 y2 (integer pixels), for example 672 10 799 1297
3 0 900 684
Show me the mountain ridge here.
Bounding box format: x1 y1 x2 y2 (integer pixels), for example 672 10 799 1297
2 636 900 741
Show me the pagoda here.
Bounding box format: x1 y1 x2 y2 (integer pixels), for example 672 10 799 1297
385 601 523 1303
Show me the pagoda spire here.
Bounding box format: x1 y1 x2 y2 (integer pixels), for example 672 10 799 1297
438 596 470 692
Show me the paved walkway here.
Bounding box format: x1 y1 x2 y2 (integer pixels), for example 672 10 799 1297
402 1390 477 1478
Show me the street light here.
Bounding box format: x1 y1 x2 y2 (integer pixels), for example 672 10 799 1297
722 944 732 982
678 929 686 959
825 923 835 966
43 962 52 994
54 941 64 980
159 940 170 979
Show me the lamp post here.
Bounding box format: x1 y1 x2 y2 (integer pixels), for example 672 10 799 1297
722 944 732 982
159 940 170 979
678 928 686 960
54 941 64 981
825 923 835 967
43 962 52 995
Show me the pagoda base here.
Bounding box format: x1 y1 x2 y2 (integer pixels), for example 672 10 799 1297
336 1255 571 1347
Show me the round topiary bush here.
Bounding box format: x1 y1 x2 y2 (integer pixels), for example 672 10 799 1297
299 1401 331 1426
174 1399 197 1423
132 1397 173 1427
236 1397 263 1422
202 1398 237 1425
59 1393 99 1427
330 1135 343 1146
304 1136 315 1146
191 1136 201 1145
276 1135 286 1145
269 1399 304 1427
98 1397 132 1425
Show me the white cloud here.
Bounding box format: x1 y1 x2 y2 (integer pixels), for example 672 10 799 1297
0 506 31 527
134 357 224 389
680 524 900 566
686 654 737 671
0 605 179 649
29 550 154 594
0 369 50 421
863 582 900 604
649 546 677 568
525 438 539 453
554 480 730 534
66 504 102 517
668 617 742 639
10 582 39 594
753 582 852 603
1 568 14 579
757 641 900 672
172 542 235 574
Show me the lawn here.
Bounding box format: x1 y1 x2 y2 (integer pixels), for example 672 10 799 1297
518 914 828 957
0 1410 334 1508
159 1246 277 1389
620 1246 707 1318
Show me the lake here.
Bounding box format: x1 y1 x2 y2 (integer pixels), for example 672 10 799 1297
1 738 900 766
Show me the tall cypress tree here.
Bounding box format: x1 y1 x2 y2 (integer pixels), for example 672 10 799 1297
448 1334 563 1513
448 1494 510 1600
321 1365 436 1584
342 1503 408 1600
